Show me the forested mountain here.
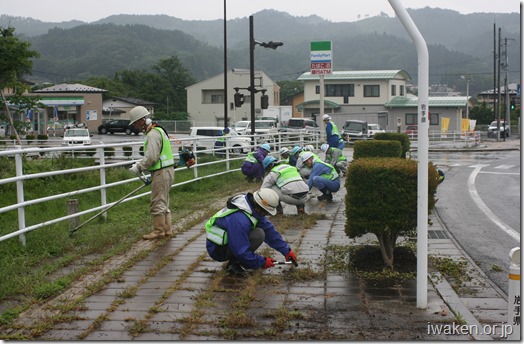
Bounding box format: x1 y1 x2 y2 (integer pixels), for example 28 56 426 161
1 8 519 96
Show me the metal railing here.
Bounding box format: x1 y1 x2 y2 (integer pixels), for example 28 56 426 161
0 131 320 246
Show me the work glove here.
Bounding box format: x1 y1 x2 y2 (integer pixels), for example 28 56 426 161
129 163 140 176
285 250 297 264
263 257 276 269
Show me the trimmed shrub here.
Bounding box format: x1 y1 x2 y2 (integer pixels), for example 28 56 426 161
104 147 115 157
122 146 133 157
25 134 35 144
374 132 411 158
345 157 439 268
353 140 402 160
37 134 49 142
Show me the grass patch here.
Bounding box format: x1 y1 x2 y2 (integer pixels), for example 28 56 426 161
0 154 252 324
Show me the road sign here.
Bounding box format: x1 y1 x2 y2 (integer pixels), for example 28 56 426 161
310 41 332 75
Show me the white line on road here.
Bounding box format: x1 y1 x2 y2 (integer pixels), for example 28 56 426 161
468 166 520 242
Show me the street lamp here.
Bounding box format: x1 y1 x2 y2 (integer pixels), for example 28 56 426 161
249 15 283 141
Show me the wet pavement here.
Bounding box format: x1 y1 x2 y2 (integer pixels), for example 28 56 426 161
2 136 519 341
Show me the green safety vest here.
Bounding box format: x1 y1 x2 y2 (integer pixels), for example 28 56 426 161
244 151 257 163
331 122 341 137
317 160 339 180
144 126 175 171
271 164 304 188
205 207 258 245
328 147 347 162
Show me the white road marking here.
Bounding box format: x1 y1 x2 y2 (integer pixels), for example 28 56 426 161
494 165 515 169
468 166 520 242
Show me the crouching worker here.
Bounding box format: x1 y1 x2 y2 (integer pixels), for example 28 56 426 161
261 156 309 215
301 151 340 202
205 188 297 276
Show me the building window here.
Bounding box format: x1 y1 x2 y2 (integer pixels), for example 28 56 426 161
211 95 223 104
316 84 354 97
364 85 380 97
430 112 439 125
391 85 396 96
400 85 405 96
406 113 417 125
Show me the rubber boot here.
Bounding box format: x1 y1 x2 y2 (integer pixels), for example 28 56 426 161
142 215 166 240
296 204 305 215
164 212 173 237
276 203 284 214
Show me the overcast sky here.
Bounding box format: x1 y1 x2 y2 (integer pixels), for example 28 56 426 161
2 0 520 23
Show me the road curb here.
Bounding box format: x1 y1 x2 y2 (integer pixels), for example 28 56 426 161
430 272 493 341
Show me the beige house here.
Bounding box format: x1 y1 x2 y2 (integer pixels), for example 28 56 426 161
102 97 155 122
297 70 470 132
32 83 106 134
186 68 280 127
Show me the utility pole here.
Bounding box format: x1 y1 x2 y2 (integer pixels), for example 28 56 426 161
223 0 228 129
493 23 498 141
496 27 502 141
503 37 510 139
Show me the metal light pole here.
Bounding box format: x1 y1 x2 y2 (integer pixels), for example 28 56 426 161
460 76 470 120
248 15 283 143
223 0 228 129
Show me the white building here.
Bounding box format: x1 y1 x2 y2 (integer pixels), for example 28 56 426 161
186 68 280 127
296 70 471 132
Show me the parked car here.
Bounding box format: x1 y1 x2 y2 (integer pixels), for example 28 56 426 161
342 120 368 141
62 128 92 146
188 126 251 154
234 120 278 143
98 119 141 135
367 124 385 137
487 120 510 138
404 125 418 138
283 118 321 140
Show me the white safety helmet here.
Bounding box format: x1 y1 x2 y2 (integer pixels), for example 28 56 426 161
304 145 314 152
320 143 329 153
322 114 331 121
253 188 280 216
129 106 150 125
279 147 290 155
301 151 314 162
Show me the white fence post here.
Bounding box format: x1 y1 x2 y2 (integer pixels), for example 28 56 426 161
15 147 26 246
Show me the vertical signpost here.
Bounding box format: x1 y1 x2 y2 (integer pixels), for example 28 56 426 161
310 41 332 126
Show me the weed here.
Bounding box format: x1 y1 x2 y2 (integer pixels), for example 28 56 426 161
491 264 503 272
429 256 472 291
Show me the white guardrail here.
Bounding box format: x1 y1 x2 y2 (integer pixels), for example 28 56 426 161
0 131 320 246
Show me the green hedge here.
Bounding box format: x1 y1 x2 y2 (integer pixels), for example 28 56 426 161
345 157 439 267
353 140 402 160
122 146 133 157
374 132 411 158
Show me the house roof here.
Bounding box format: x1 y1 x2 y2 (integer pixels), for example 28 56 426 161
33 83 107 93
384 96 472 108
297 100 340 112
297 70 411 81
108 96 156 106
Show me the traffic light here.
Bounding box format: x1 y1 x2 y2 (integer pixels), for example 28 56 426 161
261 94 269 110
234 93 244 108
510 100 515 110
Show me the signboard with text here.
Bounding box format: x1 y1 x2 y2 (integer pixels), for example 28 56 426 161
310 41 332 75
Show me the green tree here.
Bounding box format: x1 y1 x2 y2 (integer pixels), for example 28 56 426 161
469 102 494 125
0 26 40 144
277 80 303 104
